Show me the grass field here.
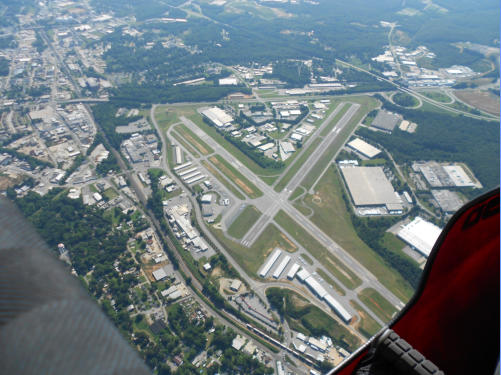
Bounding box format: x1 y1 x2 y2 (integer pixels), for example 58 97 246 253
175 123 214 156
289 186 305 201
103 187 118 200
209 223 297 277
300 165 414 301
267 288 361 352
316 268 346 296
420 91 453 103
299 97 378 191
171 130 200 158
227 205 262 239
301 252 314 265
274 210 362 290
350 300 382 339
358 288 398 323
201 160 246 200
209 155 263 199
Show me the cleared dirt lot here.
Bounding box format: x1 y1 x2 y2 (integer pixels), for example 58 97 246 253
455 90 500 116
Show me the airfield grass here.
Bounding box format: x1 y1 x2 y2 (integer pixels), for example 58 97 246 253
227 205 262 239
316 268 346 296
201 160 246 200
209 155 263 199
175 123 214 156
350 300 383 339
358 288 398 323
300 165 414 301
289 186 305 201
209 223 297 277
171 130 200 158
274 210 362 290
300 252 314 265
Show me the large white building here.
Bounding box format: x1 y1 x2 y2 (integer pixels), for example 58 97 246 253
201 107 233 128
341 166 403 213
398 217 442 257
347 138 381 159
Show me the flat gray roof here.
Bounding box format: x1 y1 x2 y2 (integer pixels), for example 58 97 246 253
371 110 400 132
341 166 402 208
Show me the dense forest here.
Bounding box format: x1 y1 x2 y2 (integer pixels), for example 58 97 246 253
268 60 311 88
111 84 250 106
358 95 500 191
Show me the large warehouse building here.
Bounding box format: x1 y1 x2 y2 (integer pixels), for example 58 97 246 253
201 107 233 128
340 166 403 213
371 110 401 133
347 138 381 159
398 217 442 257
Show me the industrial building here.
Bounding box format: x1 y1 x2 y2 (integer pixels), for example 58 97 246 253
347 138 381 159
340 166 403 213
174 146 182 165
230 279 242 292
324 295 352 323
398 217 442 257
272 255 291 279
259 248 282 278
443 165 477 187
287 263 301 279
371 110 401 133
152 267 168 281
201 107 233 128
431 190 464 213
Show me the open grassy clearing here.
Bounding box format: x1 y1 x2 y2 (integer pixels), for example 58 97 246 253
103 187 118 200
358 288 398 323
171 130 200 158
227 205 262 239
187 112 283 178
316 268 345 296
350 300 382 339
381 233 406 254
209 223 297 277
274 210 362 290
274 137 322 192
209 155 263 199
201 160 246 200
420 91 452 103
175 123 214 156
300 165 414 301
154 106 181 130
299 97 378 191
266 288 361 352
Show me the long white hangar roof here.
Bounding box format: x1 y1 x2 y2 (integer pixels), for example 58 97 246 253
398 217 442 257
201 107 233 128
347 138 381 159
